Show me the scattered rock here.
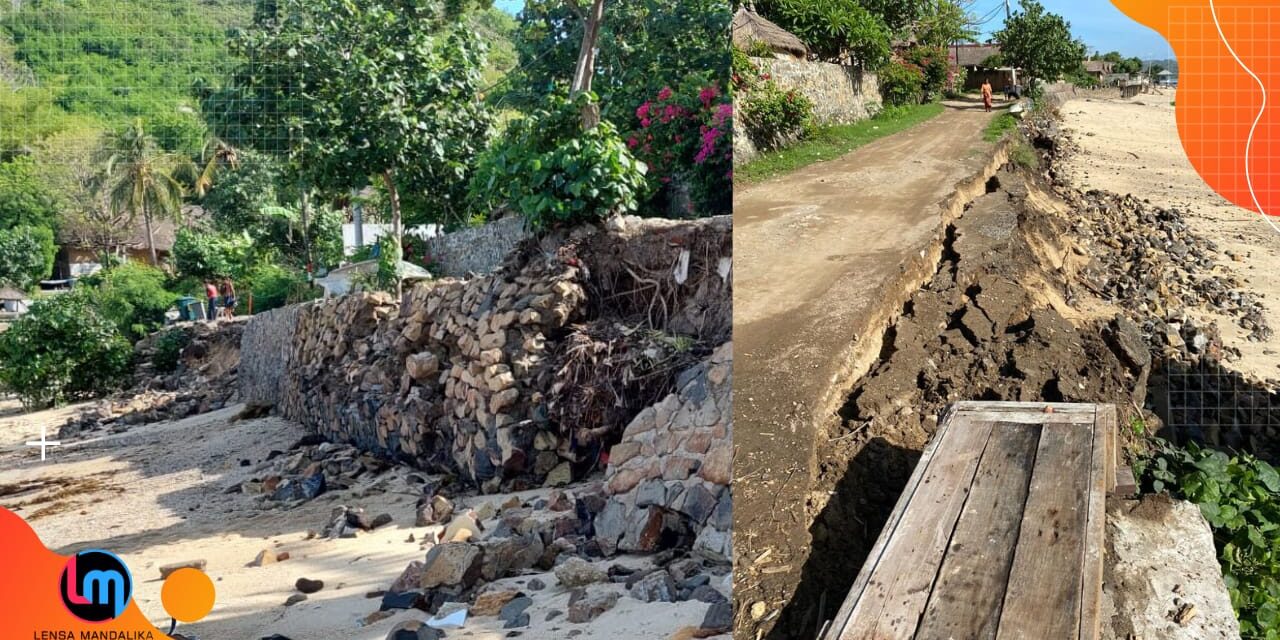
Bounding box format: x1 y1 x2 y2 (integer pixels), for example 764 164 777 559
295 577 324 594
555 558 607 588
567 588 619 623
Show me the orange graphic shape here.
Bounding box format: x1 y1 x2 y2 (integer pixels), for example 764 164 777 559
161 568 215 623
1112 0 1280 216
0 507 198 637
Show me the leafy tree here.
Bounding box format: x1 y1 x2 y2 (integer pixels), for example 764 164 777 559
0 225 55 290
97 119 193 265
916 0 978 47
755 0 891 66
172 228 247 280
0 157 60 230
202 150 283 232
0 85 97 160
506 0 731 128
0 290 132 409
208 0 494 250
994 0 1086 91
471 92 648 229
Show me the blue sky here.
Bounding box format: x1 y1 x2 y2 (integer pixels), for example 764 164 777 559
976 0 1172 59
495 0 1172 59
495 0 523 15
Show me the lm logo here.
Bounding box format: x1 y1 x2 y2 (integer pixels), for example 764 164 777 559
59 550 133 622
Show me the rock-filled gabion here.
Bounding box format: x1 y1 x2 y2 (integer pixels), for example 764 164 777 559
594 343 733 561
279 258 587 489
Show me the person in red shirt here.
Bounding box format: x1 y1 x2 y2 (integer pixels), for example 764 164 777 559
204 281 219 321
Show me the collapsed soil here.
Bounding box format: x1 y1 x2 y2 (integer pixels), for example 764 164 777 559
739 98 1280 640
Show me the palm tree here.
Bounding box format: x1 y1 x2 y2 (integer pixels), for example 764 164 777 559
194 135 240 198
97 119 192 265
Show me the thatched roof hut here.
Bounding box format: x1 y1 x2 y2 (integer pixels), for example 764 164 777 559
732 7 808 60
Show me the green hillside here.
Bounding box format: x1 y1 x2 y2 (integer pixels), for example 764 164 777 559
2 0 252 123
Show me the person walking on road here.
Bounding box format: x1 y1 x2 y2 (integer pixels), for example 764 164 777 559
219 278 237 319
204 280 219 321
981 79 994 112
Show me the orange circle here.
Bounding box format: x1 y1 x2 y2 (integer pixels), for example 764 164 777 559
160 567 215 622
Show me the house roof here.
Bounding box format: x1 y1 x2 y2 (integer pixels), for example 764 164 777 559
1084 60 1114 74
0 286 29 300
953 44 1003 68
58 204 206 253
732 7 808 59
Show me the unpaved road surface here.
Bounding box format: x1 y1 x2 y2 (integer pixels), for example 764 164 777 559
733 101 1000 639
0 401 721 639
1060 92 1280 385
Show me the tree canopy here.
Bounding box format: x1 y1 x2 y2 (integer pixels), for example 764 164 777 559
995 0 1085 86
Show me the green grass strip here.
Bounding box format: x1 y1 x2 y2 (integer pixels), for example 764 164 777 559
736 102 946 185
983 111 1018 142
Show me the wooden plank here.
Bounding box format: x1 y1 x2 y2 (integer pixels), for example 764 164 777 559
823 405 962 640
1100 404 1117 491
957 411 1094 425
1079 407 1113 640
995 417 1095 640
953 401 1098 414
914 420 1042 640
837 418 996 639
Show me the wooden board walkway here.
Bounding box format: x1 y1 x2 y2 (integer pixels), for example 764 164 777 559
822 401 1117 640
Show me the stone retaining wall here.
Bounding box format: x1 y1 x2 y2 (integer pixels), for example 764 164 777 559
753 57 882 126
425 216 528 278
594 342 732 562
239 304 303 407
245 217 732 493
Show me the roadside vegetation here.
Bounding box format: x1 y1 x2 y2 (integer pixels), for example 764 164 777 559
983 112 1018 142
737 103 944 184
0 0 732 408
1136 439 1280 637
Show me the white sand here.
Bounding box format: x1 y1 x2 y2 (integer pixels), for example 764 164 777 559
0 400 726 639
1059 91 1280 385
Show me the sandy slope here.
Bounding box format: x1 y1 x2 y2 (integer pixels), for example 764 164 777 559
0 400 725 639
1059 91 1280 385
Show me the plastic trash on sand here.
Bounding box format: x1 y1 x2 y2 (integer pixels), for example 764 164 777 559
426 609 467 628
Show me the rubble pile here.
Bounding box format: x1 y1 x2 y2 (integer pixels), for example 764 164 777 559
1063 188 1272 346
372 482 732 636
233 438 394 506
59 319 246 438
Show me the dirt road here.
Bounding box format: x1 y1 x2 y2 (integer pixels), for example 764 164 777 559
1059 92 1280 385
733 102 1001 638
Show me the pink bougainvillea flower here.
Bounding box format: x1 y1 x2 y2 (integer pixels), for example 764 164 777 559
699 86 719 108
627 136 639 149
641 117 651 128
658 86 673 101
636 102 651 120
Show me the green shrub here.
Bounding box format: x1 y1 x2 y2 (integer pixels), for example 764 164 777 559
879 61 926 107
742 81 815 151
905 46 949 102
1135 439 1280 636
89 263 177 342
0 157 61 231
470 93 648 230
173 228 248 280
245 263 320 313
0 290 132 408
152 329 190 374
0 225 56 290
757 0 891 66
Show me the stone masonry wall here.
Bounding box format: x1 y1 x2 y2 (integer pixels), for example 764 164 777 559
424 216 528 278
594 343 732 562
239 303 303 407
280 258 584 489
753 57 882 126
